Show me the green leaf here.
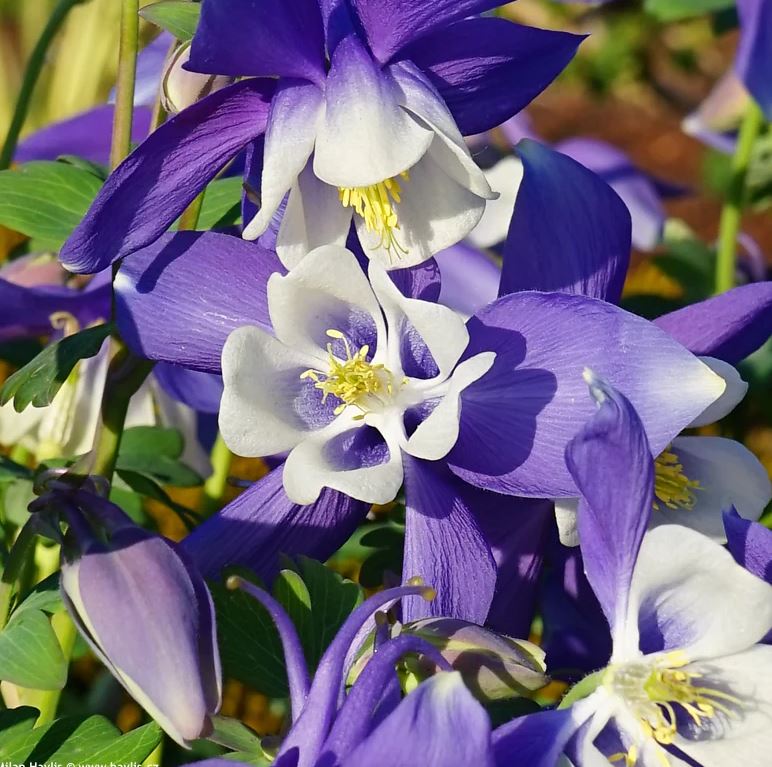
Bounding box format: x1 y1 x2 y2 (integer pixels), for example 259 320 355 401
0 161 103 249
208 715 264 753
140 0 201 41
0 455 33 482
117 426 202 486
0 715 161 763
116 469 200 526
0 707 39 742
0 323 112 412
0 609 67 690
198 177 244 230
644 0 734 21
13 573 63 618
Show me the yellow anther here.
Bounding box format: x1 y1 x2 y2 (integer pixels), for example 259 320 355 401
49 311 80 337
654 448 701 511
339 172 410 260
300 329 397 416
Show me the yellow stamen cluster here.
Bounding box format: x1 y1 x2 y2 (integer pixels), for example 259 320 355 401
300 330 396 417
653 448 701 511
606 653 741 767
339 172 409 260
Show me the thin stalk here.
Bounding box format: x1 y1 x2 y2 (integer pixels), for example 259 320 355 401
178 190 206 231
0 519 38 630
110 0 140 171
0 0 86 170
201 434 233 516
714 101 765 294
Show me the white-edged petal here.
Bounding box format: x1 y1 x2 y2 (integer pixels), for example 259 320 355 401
630 525 772 661
243 81 323 240
314 36 433 188
268 245 386 361
689 357 747 427
276 162 352 270
368 260 469 380
219 325 324 457
359 151 486 269
468 156 524 249
651 436 771 542
405 352 496 461
675 645 772 767
282 416 405 505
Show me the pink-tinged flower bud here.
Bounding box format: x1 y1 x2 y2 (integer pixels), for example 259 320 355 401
162 43 233 115
58 491 221 747
403 618 548 702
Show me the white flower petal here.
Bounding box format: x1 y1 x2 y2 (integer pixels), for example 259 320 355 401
651 436 771 542
405 352 496 461
368 260 469 380
219 325 325 457
276 162 352 270
314 36 433 188
268 245 386 361
631 525 772 661
468 156 524 249
359 151 486 269
688 357 746 427
243 81 323 240
283 416 405 505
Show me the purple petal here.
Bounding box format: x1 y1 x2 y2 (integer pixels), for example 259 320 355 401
180 464 368 580
60 79 275 274
493 707 579 767
475 497 554 638
15 106 152 165
500 140 631 303
402 457 497 625
654 282 772 364
555 137 666 252
115 231 282 373
153 362 223 413
736 0 772 119
448 292 723 497
565 374 653 649
435 242 500 317
340 672 494 767
388 258 441 302
351 0 501 63
188 0 325 85
724 507 772 584
400 19 582 136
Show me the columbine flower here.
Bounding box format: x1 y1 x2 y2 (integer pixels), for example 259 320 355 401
35 487 222 747
494 373 772 767
59 0 583 275
183 578 495 767
115 227 723 623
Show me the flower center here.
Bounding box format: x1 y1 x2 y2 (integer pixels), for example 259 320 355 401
339 173 409 260
604 652 741 766
300 329 400 417
653 448 701 511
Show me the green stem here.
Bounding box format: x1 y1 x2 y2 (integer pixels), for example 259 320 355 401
0 519 38 631
201 434 233 516
714 101 765 294
0 0 86 170
110 0 140 171
178 190 206 231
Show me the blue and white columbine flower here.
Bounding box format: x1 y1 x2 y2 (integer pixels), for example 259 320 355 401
495 374 772 767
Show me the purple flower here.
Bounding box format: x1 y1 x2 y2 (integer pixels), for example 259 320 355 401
183 578 495 767
59 0 583 274
44 489 222 747
494 373 772 766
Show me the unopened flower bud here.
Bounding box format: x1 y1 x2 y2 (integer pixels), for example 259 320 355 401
403 618 548 702
162 43 233 115
58 490 221 746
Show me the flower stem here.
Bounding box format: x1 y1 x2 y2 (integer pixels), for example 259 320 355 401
0 0 86 170
201 434 233 516
714 100 765 294
110 0 140 171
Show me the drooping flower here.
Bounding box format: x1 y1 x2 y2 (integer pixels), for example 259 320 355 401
115 226 724 624
59 0 584 274
494 373 772 767
182 578 495 767
33 487 222 747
